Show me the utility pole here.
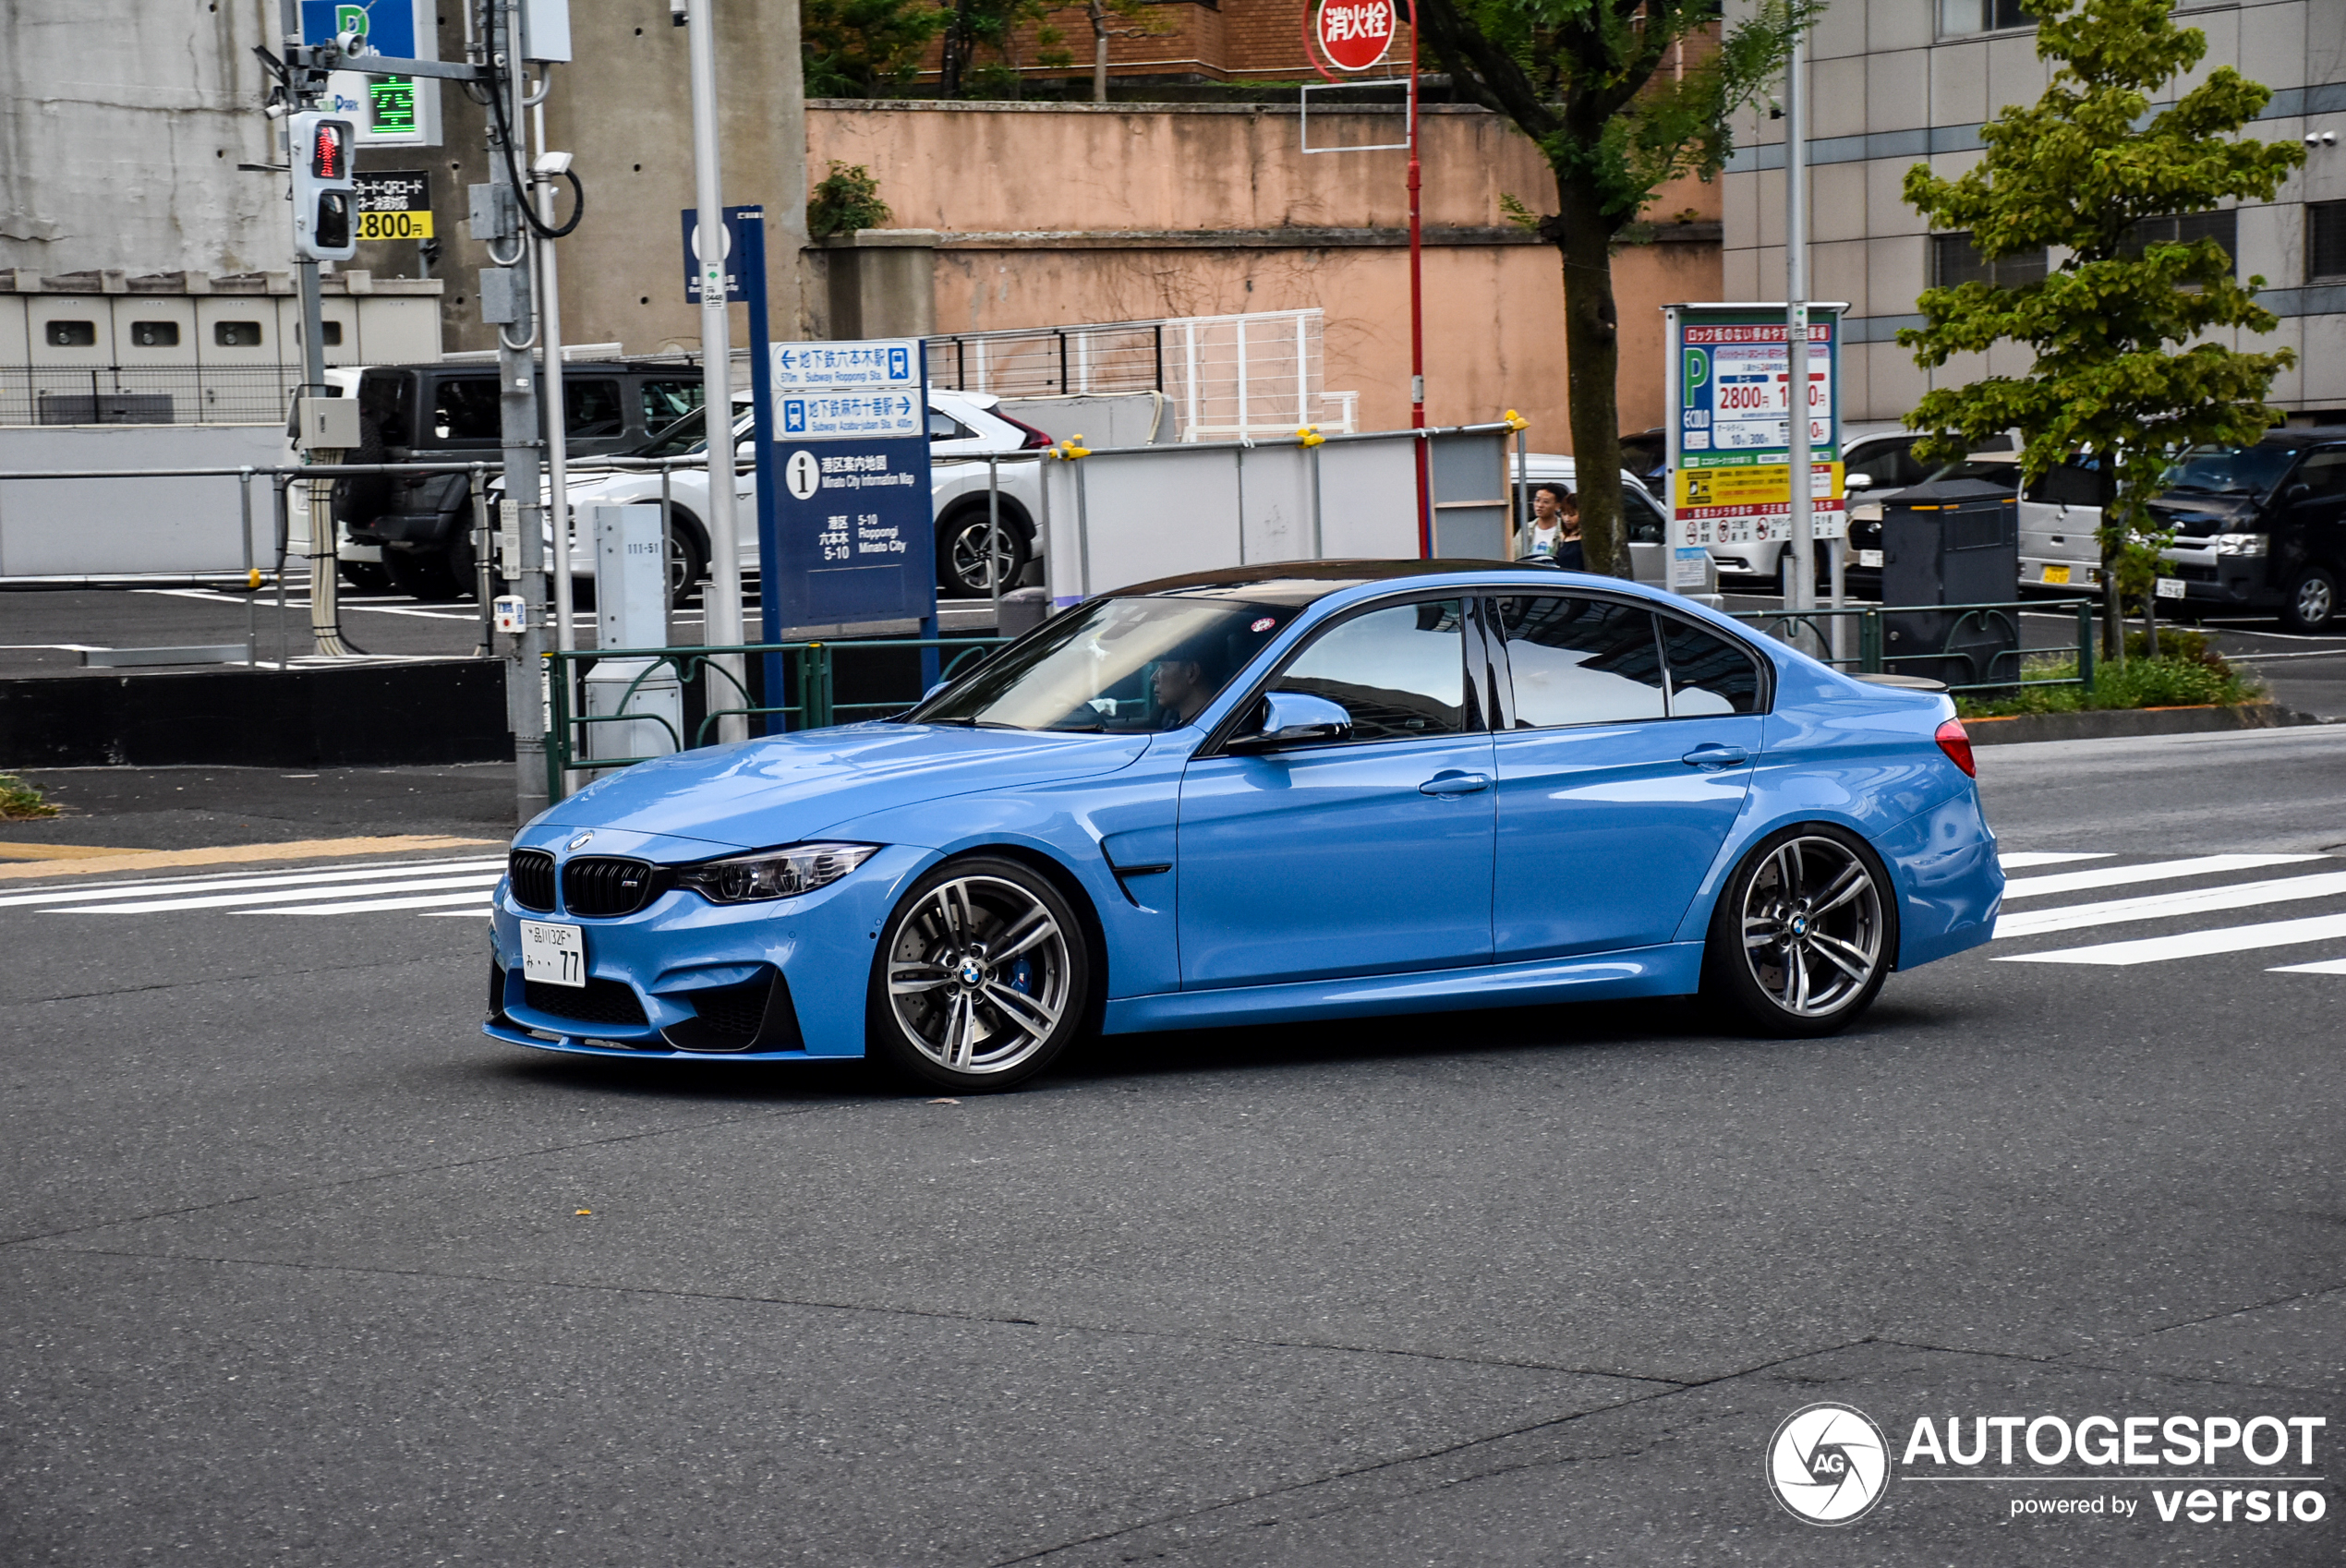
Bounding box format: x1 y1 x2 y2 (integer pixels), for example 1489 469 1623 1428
489 0 550 822
1784 28 1815 637
685 0 747 744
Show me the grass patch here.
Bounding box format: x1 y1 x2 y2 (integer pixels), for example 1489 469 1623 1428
0 772 60 820
1954 632 2260 718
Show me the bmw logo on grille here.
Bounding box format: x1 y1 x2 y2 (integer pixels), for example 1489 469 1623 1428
567 831 595 851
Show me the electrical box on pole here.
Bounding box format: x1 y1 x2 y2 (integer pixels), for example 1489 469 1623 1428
289 112 357 261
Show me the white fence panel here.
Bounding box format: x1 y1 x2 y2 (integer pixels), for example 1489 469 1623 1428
0 422 284 577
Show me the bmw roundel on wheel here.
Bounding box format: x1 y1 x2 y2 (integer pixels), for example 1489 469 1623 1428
485 561 2001 1091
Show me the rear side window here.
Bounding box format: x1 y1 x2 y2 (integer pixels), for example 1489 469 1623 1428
429 377 502 442
359 371 413 446
2292 448 2346 498
563 379 624 438
641 378 702 430
1496 596 1665 727
1271 598 1468 742
1660 619 1763 716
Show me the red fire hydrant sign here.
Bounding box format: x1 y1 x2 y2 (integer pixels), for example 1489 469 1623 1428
1316 0 1396 72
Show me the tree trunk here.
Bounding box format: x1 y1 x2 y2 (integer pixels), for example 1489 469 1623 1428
1553 180 1628 578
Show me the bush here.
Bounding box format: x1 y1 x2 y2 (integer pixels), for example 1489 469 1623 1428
1953 651 2260 718
0 772 59 820
806 163 891 240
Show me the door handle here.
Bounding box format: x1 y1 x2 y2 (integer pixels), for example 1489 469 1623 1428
1681 744 1749 769
1419 770 1492 796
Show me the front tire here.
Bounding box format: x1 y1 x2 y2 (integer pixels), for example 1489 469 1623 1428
936 507 1031 598
1703 825 1896 1038
2279 566 2337 634
867 856 1090 1092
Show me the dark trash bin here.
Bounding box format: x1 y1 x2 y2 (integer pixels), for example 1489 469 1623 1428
1880 476 2022 693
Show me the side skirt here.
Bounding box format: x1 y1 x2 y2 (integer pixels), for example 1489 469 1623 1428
1103 943 1708 1036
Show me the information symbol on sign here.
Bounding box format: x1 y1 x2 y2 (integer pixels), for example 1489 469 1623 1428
784 450 821 501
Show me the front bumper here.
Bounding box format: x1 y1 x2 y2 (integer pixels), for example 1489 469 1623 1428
483 840 931 1062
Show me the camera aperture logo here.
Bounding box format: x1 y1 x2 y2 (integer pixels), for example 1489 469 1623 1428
1769 1403 1891 1526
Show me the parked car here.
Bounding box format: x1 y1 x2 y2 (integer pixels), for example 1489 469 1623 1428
2158 428 2346 633
534 388 1053 606
336 360 710 597
1718 429 2013 585
1510 453 1723 605
484 559 2000 1090
1619 428 1669 500
1844 441 2093 597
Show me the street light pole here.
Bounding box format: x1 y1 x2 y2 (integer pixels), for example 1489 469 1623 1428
1407 11 1429 559
685 0 747 744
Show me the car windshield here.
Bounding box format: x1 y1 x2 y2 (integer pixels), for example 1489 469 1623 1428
1924 456 2018 486
2159 444 2298 500
907 595 1302 732
635 404 752 460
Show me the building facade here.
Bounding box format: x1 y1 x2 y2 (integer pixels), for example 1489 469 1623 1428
1720 0 2346 430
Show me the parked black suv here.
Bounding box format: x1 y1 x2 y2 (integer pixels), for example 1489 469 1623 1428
2157 428 2346 633
337 362 706 597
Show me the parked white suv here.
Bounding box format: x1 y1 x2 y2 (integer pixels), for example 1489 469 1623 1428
1509 454 1723 604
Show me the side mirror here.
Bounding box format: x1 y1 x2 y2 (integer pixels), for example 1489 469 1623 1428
1225 691 1352 754
2285 482 2312 504
1844 472 1873 490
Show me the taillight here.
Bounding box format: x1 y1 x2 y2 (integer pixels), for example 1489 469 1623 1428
1000 413 1056 450
1935 718 1976 778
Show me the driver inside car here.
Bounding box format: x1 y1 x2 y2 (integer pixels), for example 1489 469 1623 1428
1150 657 1215 728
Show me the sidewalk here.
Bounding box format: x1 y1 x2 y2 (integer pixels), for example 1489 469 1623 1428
1 763 520 859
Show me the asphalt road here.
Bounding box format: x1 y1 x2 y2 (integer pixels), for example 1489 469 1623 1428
3 730 2342 1566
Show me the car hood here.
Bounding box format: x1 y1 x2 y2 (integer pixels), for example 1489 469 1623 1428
2149 494 2259 537
536 723 1153 853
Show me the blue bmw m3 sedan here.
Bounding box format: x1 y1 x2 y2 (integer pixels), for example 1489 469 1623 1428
486 561 2002 1091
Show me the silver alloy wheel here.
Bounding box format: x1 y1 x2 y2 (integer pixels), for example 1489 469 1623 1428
884 874 1072 1075
1738 835 1885 1019
2294 573 2334 629
947 519 1022 595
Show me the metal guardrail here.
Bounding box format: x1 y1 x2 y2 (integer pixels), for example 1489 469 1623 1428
1733 597 2099 695
541 635 1010 801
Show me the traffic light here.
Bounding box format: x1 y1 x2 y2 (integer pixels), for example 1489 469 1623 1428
289 112 357 261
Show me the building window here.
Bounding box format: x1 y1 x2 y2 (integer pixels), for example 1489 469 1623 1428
2311 201 2346 283
1940 0 2036 37
44 320 97 347
213 320 264 347
1931 232 2049 290
129 320 181 348
296 320 345 345
2121 209 2237 271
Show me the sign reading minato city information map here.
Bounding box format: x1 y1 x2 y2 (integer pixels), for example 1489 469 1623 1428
1316 0 1396 71
1663 303 1847 585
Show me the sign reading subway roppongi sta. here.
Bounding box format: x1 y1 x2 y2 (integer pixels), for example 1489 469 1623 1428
1316 0 1395 72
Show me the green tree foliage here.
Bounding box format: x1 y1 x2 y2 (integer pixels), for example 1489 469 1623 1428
1898 0 2303 657
802 0 946 97
807 163 893 239
1409 0 1816 575
940 0 1070 99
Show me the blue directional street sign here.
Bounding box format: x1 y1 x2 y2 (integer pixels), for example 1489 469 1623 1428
777 390 923 440
771 339 921 391
680 206 757 305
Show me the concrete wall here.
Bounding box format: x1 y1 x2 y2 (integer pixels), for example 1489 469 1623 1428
806 101 1723 448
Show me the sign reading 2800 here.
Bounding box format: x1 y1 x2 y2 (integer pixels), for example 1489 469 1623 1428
352 171 432 240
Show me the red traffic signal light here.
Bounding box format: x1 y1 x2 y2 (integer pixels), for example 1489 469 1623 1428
309 119 347 180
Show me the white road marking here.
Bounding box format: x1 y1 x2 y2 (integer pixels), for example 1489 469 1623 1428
55 872 503 915
1997 912 2346 967
2001 853 2327 900
2267 956 2346 975
1992 870 2346 940
0 858 505 910
249 891 499 915
1996 852 2113 870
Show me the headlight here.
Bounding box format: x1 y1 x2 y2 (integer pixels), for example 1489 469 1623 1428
675 843 877 903
2213 532 2267 556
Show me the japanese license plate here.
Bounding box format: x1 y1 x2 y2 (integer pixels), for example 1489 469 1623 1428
1856 549 1884 568
2041 564 2071 585
2156 576 2187 600
520 920 586 987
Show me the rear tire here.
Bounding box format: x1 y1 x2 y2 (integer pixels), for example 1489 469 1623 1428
1702 825 1897 1038
383 548 453 599
866 855 1091 1093
339 561 391 593
936 507 1031 598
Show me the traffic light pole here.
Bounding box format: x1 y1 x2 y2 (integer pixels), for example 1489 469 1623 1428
491 0 550 824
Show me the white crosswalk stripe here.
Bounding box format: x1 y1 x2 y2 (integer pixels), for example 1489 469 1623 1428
1995 851 2113 870
1990 848 2346 972
4 856 505 920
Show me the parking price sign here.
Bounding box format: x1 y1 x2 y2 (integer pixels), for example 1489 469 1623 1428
763 337 936 632
1663 304 1847 581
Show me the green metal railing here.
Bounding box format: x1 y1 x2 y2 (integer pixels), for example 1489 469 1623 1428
1732 597 2098 695
543 636 1008 801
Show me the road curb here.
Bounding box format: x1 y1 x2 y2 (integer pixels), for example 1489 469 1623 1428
1965 701 2327 746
